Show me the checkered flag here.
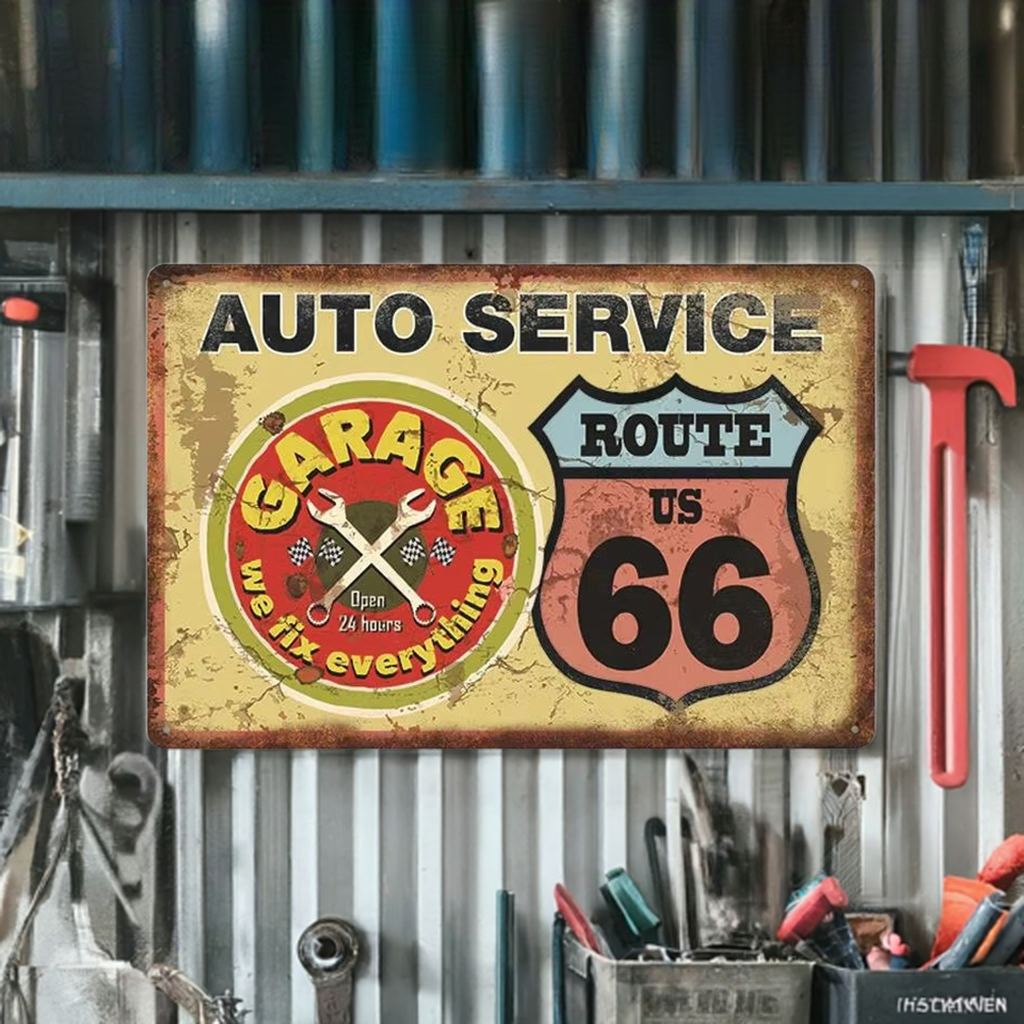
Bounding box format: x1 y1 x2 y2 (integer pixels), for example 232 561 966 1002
400 536 427 566
287 537 314 566
431 537 456 567
318 536 345 567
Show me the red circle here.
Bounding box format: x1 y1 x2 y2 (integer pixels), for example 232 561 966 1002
226 399 517 690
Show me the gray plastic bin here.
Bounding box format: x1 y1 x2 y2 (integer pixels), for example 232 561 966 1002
563 933 815 1024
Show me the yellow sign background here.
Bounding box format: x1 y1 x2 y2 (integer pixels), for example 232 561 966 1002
149 264 875 748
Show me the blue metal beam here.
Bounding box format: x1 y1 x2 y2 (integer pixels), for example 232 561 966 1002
0 176 1022 213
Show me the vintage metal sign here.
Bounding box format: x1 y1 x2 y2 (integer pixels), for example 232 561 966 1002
148 265 875 748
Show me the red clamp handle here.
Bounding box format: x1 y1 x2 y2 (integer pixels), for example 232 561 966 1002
777 876 849 943
554 883 602 954
907 345 1016 789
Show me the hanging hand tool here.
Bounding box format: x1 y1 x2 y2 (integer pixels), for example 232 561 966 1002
103 752 161 903
298 917 361 1024
891 345 1017 788
960 224 985 348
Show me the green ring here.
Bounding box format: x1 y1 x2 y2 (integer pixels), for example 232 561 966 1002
205 379 539 711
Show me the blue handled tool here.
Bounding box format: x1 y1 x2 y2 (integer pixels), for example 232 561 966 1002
496 890 515 1024
981 894 1024 967
552 913 566 1024
932 893 1005 970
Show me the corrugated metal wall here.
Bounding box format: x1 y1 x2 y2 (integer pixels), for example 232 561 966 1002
94 210 1021 1023
6 2 1024 1021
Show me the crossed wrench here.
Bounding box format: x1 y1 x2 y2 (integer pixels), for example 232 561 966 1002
305 488 437 628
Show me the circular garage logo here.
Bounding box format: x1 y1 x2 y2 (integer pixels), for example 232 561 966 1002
202 377 540 716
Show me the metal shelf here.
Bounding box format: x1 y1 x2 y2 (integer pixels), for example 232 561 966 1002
2 175 1024 214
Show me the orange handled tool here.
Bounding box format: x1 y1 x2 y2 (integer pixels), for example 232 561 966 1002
904 345 1016 788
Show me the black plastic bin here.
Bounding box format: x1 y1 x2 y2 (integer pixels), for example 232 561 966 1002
815 963 1024 1022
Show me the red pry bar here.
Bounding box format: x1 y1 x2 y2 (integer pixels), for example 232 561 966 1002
906 345 1016 789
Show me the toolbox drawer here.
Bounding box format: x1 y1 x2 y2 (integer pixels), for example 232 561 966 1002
563 934 814 1024
815 964 1024 1023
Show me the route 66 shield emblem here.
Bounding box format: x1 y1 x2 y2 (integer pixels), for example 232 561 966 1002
531 374 821 709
